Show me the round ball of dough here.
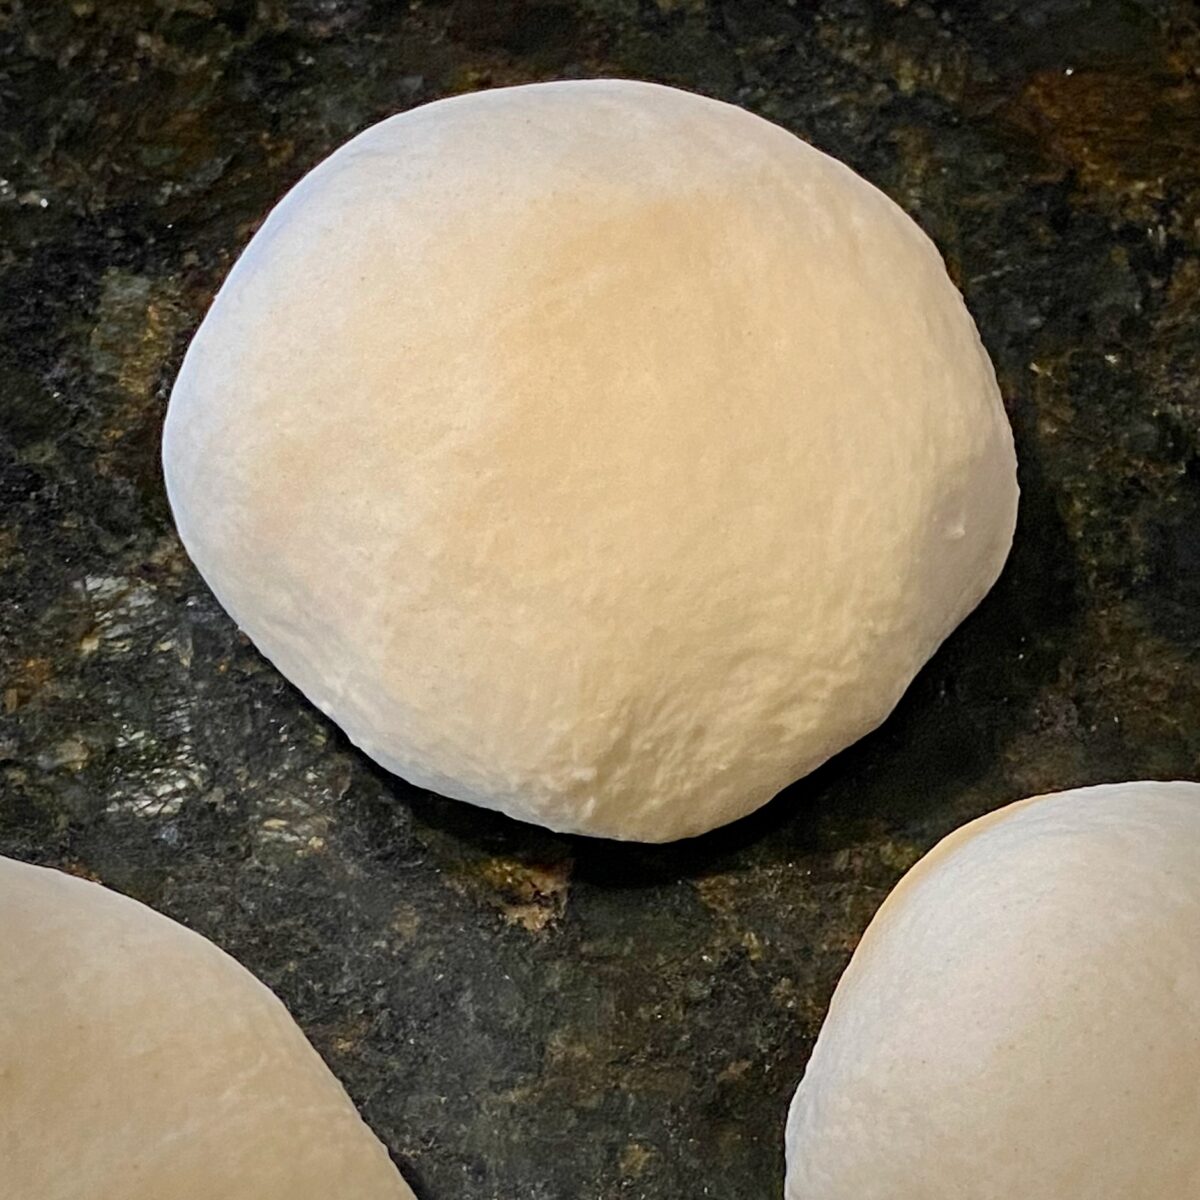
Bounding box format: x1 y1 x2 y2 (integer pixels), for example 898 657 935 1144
163 79 1017 842
0 856 413 1200
785 781 1200 1200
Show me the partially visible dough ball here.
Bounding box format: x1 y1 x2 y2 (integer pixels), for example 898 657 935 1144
0 856 413 1200
163 79 1017 842
786 781 1200 1200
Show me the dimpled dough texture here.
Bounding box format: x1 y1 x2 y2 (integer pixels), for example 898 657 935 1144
0 856 414 1200
785 782 1200 1200
163 79 1018 842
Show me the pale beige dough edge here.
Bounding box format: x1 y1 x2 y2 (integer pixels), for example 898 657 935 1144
0 856 414 1200
163 78 1018 841
785 780 1200 1200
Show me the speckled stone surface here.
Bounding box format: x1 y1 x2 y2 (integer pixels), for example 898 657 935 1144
1 2 1198 1197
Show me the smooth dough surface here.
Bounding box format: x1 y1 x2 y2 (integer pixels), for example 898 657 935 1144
163 79 1018 841
0 856 413 1200
785 781 1200 1200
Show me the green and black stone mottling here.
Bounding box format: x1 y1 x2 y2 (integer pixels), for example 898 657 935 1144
2 1 1200 1196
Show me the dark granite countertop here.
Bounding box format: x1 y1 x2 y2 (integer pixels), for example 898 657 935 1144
2 2 1199 1197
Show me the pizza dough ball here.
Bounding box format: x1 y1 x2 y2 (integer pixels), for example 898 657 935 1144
163 79 1017 842
785 781 1200 1200
0 856 414 1200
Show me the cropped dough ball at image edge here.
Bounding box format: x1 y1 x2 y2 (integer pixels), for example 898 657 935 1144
785 780 1200 1200
0 856 413 1200
163 78 1019 842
